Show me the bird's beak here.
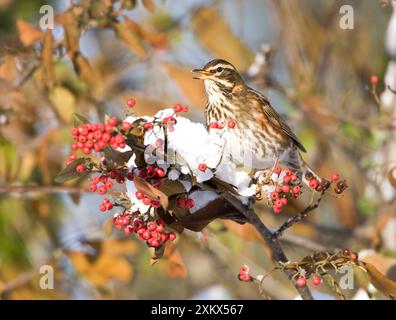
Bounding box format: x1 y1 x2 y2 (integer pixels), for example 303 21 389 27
191 68 211 80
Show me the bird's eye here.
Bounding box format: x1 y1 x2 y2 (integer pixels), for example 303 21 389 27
216 67 223 73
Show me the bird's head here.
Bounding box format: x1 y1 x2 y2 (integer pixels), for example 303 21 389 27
192 59 245 92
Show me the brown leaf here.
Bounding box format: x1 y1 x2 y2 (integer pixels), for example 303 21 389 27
16 19 44 46
162 63 206 109
191 6 254 71
163 245 187 278
222 220 261 241
68 239 137 287
359 261 396 299
134 176 169 209
113 20 145 57
142 0 155 12
42 30 55 85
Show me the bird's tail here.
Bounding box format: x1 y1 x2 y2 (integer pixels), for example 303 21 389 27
284 151 324 191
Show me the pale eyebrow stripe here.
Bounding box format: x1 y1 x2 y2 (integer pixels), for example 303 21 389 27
207 64 234 71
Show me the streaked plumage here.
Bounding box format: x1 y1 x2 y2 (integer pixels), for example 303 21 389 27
193 59 306 172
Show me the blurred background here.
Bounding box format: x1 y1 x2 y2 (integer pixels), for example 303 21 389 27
0 0 396 299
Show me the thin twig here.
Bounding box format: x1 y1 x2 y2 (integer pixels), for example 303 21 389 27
272 191 325 239
0 185 85 194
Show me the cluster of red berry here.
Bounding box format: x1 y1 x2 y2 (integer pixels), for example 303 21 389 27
114 215 176 248
238 265 252 282
295 249 358 288
209 119 236 129
135 191 160 208
99 198 113 212
176 196 195 209
270 167 302 214
173 103 189 113
70 118 131 155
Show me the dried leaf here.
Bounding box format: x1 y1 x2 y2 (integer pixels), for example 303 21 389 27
16 19 44 46
134 176 169 209
159 179 186 197
359 261 396 299
68 239 136 287
222 220 261 241
113 20 145 57
102 147 133 167
191 6 254 71
42 30 55 85
142 0 155 12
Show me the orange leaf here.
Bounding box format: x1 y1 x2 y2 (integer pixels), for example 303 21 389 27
142 0 155 12
16 19 44 46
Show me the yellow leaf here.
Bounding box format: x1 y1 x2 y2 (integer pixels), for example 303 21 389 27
49 86 76 123
191 7 254 71
16 19 44 46
68 239 137 287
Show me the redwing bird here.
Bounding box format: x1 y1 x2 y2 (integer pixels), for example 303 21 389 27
192 59 317 181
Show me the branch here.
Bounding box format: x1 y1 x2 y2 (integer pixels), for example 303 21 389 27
0 185 85 194
272 191 325 239
196 182 314 300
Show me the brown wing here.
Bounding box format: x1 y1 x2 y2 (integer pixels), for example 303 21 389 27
250 89 306 152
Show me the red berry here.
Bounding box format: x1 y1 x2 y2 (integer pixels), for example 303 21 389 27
97 185 107 195
151 200 160 208
281 197 288 205
126 98 136 108
148 239 160 247
210 122 219 129
275 199 283 208
168 232 176 241
76 164 85 173
105 202 113 210
283 175 291 184
155 167 166 178
370 75 379 86
105 181 113 189
121 121 132 131
173 103 182 113
228 120 236 128
296 277 306 287
147 222 156 231
142 230 152 240
273 206 282 214
182 106 189 112
281 185 290 193
270 191 279 200
108 117 118 126
274 167 282 175
177 197 186 208
135 191 144 200
124 226 134 235
185 198 195 209
349 252 359 262
331 173 340 182
292 185 301 194
156 224 164 233
143 122 153 130
309 178 319 189
88 183 97 192
99 204 106 212
312 276 321 286
143 197 151 206
68 154 77 161
198 163 207 172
